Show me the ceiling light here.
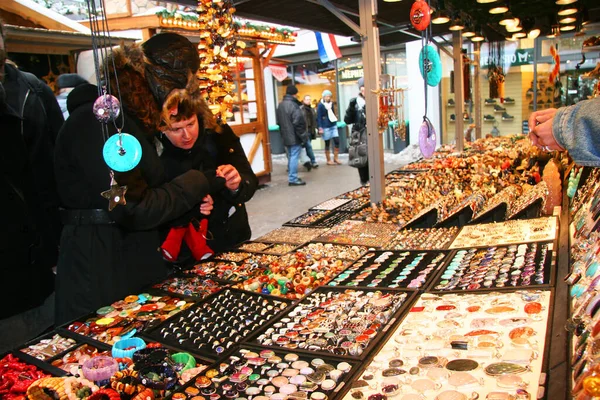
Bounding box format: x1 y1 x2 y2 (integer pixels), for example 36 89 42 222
558 5 578 16
513 32 526 38
499 14 517 26
471 33 485 42
431 10 450 24
506 24 523 32
507 35 518 41
528 28 541 39
556 0 577 4
462 27 476 37
448 19 465 30
477 0 497 3
559 16 576 24
383 0 402 2
560 24 576 31
489 4 509 14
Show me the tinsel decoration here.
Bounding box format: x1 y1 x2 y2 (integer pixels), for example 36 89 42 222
197 0 245 120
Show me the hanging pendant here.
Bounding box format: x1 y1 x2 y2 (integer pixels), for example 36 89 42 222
93 94 121 123
101 172 127 211
419 45 442 87
102 132 142 172
410 0 431 31
419 119 437 159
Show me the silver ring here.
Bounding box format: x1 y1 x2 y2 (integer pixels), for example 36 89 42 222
543 146 550 152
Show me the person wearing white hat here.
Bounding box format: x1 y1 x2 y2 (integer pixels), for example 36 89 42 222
317 89 340 165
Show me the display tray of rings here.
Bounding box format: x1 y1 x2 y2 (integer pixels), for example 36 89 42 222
151 275 226 300
449 217 558 250
310 198 354 211
294 242 369 263
284 210 336 228
255 227 331 245
57 292 195 346
168 346 362 400
311 212 357 229
236 241 299 255
469 186 520 225
428 241 555 293
184 254 280 283
327 251 449 290
388 227 460 251
246 287 416 361
345 290 552 400
143 288 292 362
506 182 549 221
312 220 399 248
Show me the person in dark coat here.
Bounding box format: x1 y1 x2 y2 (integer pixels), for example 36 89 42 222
276 84 308 186
0 20 63 351
158 89 258 257
54 34 222 324
345 77 369 185
300 94 319 170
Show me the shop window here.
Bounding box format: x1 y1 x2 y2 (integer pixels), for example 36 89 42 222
228 59 258 126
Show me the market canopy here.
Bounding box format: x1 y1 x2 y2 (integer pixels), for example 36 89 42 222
170 0 600 46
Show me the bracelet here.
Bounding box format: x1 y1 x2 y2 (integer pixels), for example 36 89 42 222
112 337 146 359
110 370 143 396
27 378 67 400
87 388 121 400
63 377 99 400
138 365 178 390
82 356 119 383
132 388 155 400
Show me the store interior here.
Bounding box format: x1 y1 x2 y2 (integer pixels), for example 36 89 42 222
3 0 600 400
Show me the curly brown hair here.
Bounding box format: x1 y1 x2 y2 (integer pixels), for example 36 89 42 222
160 84 221 133
103 42 161 134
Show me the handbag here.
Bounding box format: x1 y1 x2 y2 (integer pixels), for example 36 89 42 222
348 126 368 168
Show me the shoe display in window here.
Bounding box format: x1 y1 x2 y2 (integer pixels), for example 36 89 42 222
450 114 456 122
501 112 514 121
447 98 455 106
493 104 506 113
485 98 496 105
484 114 496 122
503 97 515 104
463 112 470 121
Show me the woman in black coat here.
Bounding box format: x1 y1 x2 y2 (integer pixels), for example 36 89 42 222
54 34 221 324
158 89 258 257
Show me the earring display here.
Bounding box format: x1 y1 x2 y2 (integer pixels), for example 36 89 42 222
152 276 223 299
252 288 410 359
62 293 194 345
329 251 448 289
256 227 330 245
237 242 272 252
388 227 459 250
432 242 553 291
169 347 358 400
262 243 300 255
314 220 399 248
295 242 369 262
449 217 558 249
185 255 279 282
214 251 253 263
471 186 520 222
350 291 550 400
145 289 290 359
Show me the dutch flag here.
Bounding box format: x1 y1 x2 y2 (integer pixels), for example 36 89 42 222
315 32 342 63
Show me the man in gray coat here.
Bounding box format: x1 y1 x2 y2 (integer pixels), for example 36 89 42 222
276 84 308 186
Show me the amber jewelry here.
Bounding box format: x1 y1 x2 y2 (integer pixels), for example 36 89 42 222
110 370 143 396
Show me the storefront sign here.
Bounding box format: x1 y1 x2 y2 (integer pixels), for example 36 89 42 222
481 48 533 68
339 66 364 82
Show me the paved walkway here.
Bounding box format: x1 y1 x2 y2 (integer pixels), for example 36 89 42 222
246 150 405 239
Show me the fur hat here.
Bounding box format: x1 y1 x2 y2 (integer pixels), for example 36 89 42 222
142 33 200 106
322 89 332 97
286 84 298 95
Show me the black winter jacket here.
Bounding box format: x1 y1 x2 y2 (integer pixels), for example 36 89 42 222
301 104 317 140
276 95 307 146
54 84 215 324
0 84 57 318
159 122 258 253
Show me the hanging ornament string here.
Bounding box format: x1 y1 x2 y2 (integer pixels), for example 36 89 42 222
418 3 437 159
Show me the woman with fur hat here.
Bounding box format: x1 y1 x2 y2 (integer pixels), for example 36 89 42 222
54 33 224 324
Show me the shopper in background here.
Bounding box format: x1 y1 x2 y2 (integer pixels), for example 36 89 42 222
0 20 63 351
54 33 222 324
528 98 600 166
158 88 258 256
345 77 369 185
317 89 341 165
55 73 88 119
276 84 308 186
300 94 319 171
